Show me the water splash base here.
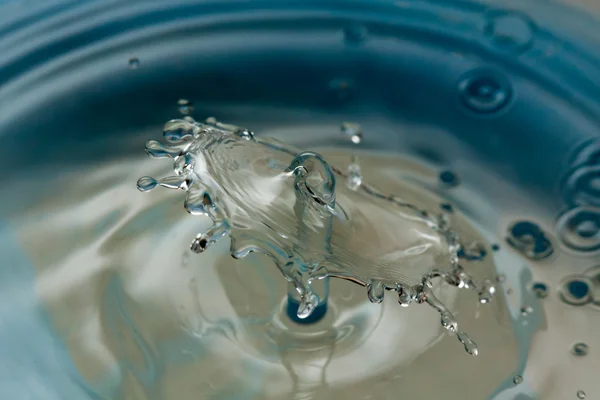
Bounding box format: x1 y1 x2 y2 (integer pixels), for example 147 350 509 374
137 116 496 356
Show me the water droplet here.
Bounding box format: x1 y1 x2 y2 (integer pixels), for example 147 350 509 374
397 286 414 307
136 176 157 192
483 11 535 52
559 276 592 306
572 342 589 356
128 57 140 69
439 170 460 187
478 280 496 304
458 69 512 115
513 375 523 385
460 241 487 261
347 155 362 191
367 280 385 304
520 305 533 316
556 206 600 253
577 390 586 399
341 122 362 144
506 221 553 260
457 331 479 356
532 282 548 298
343 24 367 44
177 99 194 115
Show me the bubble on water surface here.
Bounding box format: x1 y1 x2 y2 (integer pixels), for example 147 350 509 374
128 57 140 69
556 206 600 253
506 221 553 260
577 390 586 399
572 342 589 356
559 275 592 306
136 116 500 355
563 166 600 207
483 11 535 53
458 69 512 115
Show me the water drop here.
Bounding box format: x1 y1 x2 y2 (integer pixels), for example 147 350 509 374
347 155 362 191
458 69 512 115
532 282 549 298
367 280 385 304
457 331 478 356
556 206 600 253
397 286 414 307
460 241 487 261
577 390 586 399
128 57 140 69
439 170 460 187
177 99 194 115
343 24 367 44
520 305 533 316
136 176 157 192
341 122 362 144
559 276 592 306
478 280 496 304
483 11 535 52
572 342 589 356
513 375 523 385
506 221 553 260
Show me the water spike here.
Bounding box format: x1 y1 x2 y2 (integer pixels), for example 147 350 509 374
136 176 158 192
158 175 191 190
367 280 385 304
287 151 337 208
163 119 197 142
457 331 479 356
184 189 210 216
145 140 186 159
190 223 229 253
174 153 195 176
297 291 319 319
422 285 458 333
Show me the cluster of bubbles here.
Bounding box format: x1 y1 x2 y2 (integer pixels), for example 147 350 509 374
136 115 499 355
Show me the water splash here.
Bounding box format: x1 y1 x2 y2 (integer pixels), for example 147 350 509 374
136 116 497 355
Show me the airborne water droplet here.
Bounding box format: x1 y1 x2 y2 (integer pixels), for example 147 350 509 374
341 122 362 144
513 375 523 385
136 176 157 192
478 280 496 304
177 99 194 115
577 390 586 399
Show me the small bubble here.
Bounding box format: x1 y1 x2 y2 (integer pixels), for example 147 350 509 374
128 57 140 69
577 390 586 399
513 375 523 385
341 122 362 144
556 206 600 253
572 342 589 356
136 176 157 192
177 99 194 115
496 274 506 283
483 11 535 53
532 282 548 298
343 24 367 44
458 69 512 115
559 276 592 306
506 221 553 260
439 170 460 187
491 244 500 251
